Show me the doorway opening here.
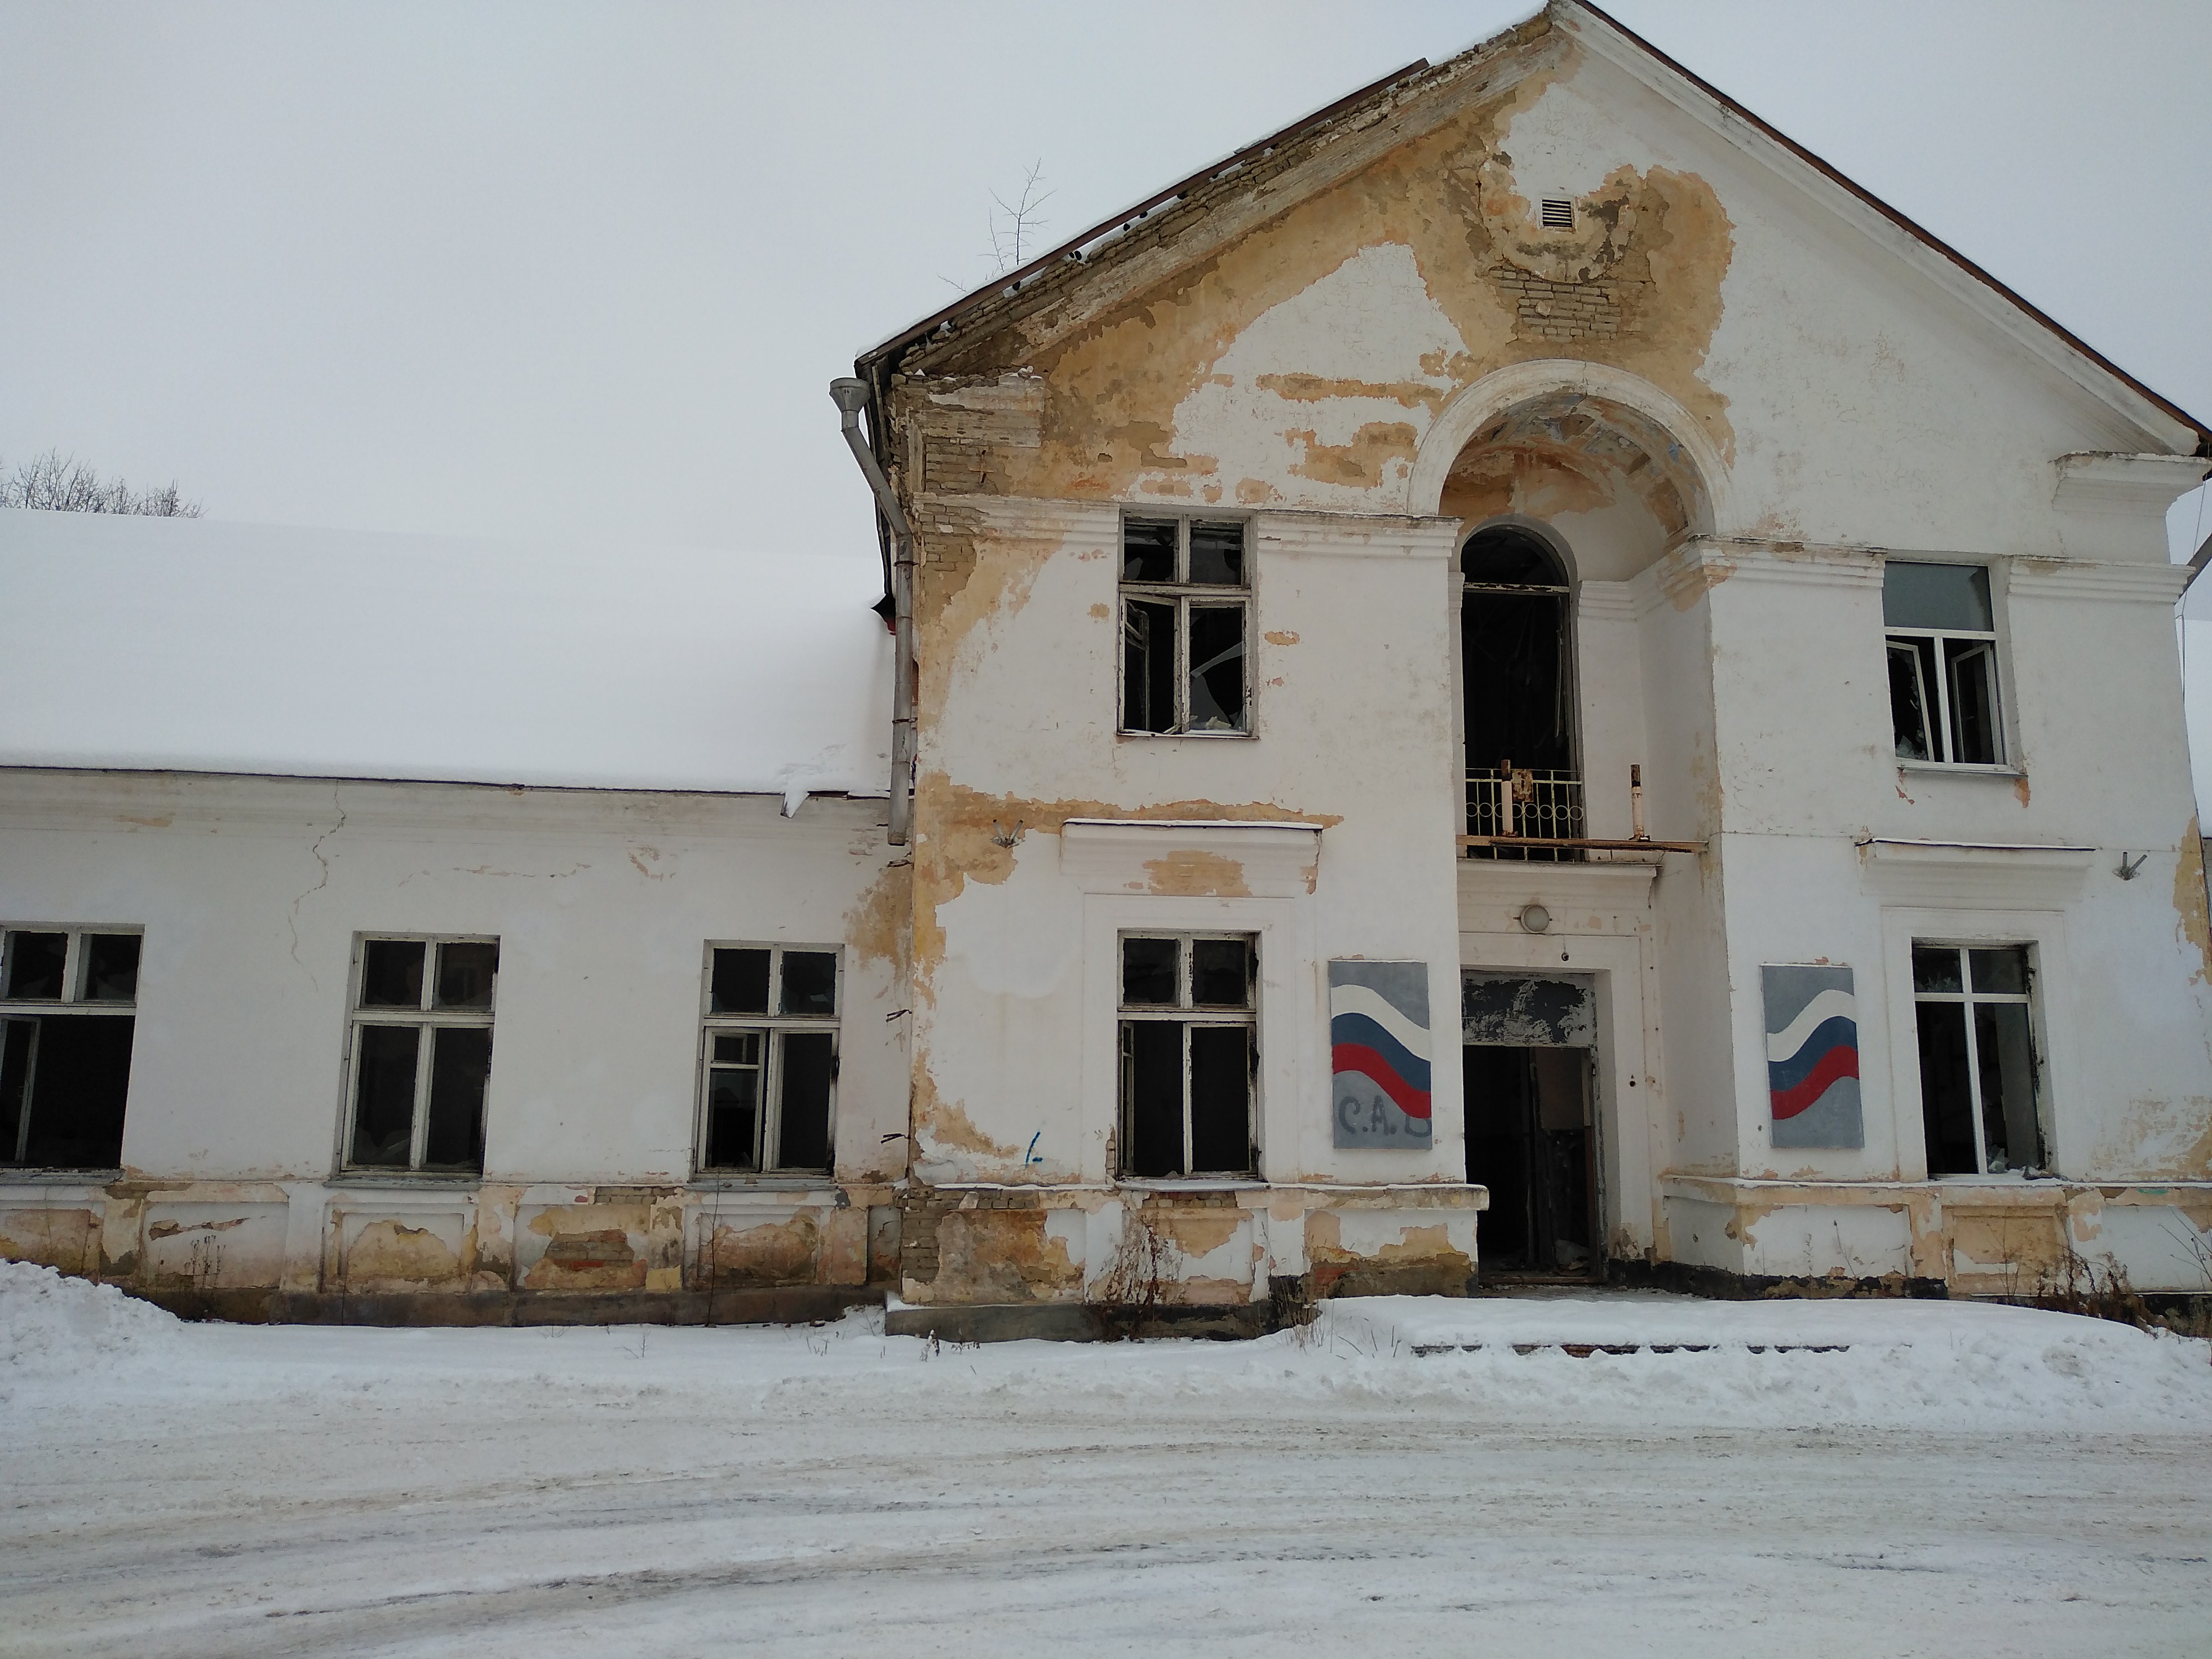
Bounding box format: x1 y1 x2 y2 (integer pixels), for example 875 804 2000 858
1464 1044 1597 1278
1461 524 1580 860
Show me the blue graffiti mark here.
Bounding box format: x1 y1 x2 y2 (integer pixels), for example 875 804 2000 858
1025 1131 1042 1166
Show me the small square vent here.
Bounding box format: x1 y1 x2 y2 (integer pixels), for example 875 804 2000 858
1540 197 1574 229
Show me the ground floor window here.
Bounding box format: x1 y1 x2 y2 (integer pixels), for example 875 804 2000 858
698 945 839 1174
1118 933 1256 1178
1 927 140 1168
1913 942 2043 1175
344 936 498 1173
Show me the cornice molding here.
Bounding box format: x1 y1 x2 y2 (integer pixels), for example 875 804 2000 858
1855 837 2094 907
1060 818 1324 898
2005 557 2189 606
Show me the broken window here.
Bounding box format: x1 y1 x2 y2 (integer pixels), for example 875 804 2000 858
1118 933 1256 1178
698 945 840 1175
1120 516 1250 735
1885 561 2004 765
1 927 140 1169
343 936 498 1173
1913 943 2044 1176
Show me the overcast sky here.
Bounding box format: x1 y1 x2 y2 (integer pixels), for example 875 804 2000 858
4 2 2211 789
4 0 2206 552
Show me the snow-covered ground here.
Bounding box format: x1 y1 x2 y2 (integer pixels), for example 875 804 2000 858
4 1262 2210 1657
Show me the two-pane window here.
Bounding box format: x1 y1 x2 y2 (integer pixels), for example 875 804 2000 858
699 946 839 1175
1118 933 1257 1177
345 937 497 1173
1 927 140 1169
1885 561 2003 765
1120 517 1250 734
1913 943 2043 1176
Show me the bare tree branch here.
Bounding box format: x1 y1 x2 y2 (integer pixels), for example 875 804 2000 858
0 450 202 517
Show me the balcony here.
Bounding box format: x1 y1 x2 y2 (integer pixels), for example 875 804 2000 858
1464 766 1585 862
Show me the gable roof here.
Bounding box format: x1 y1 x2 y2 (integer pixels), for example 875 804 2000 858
855 0 2209 455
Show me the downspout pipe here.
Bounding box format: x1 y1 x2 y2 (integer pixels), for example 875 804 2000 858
830 377 914 847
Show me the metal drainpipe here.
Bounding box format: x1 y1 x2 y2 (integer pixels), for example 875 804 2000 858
830 377 914 846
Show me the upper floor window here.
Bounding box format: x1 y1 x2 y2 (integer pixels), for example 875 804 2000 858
1120 516 1249 735
698 945 839 1176
1885 561 2002 765
1 927 140 1170
344 936 497 1174
1913 942 2043 1176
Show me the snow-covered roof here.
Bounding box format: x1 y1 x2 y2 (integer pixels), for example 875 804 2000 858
0 509 891 802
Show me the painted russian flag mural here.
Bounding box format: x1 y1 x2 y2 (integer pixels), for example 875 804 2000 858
1329 961 1433 1149
1762 964 1863 1150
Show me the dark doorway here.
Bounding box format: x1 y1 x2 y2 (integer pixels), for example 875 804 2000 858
1463 1044 1596 1278
1462 525 1577 857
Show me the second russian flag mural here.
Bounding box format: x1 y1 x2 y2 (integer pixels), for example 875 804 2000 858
1763 963 1863 1149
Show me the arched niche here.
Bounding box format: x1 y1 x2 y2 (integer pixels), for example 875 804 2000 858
1405 362 1731 581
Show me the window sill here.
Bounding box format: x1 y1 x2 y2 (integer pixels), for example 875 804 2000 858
1117 1177 1267 1193
1896 761 2025 779
0 1167 123 1186
690 1174 838 1191
1117 730 1259 742
330 1170 483 1188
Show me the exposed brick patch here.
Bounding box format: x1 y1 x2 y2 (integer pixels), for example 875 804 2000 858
1489 265 1642 342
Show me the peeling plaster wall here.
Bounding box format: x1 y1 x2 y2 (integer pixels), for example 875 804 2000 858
0 768 909 1300
874 7 2210 1300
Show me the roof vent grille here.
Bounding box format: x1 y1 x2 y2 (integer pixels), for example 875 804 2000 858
1540 197 1574 229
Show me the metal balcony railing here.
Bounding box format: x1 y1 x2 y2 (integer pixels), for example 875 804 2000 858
1464 766 1585 862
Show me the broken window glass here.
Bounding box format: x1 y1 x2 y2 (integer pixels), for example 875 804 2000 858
1120 516 1251 735
346 936 497 1175
1913 942 2043 1176
81 934 140 1003
1121 518 1177 583
1118 933 1258 1179
360 938 426 1009
2 932 69 1001
711 948 771 1015
1122 937 1178 1005
1191 937 1250 1009
1188 521 1246 586
704 1031 764 1170
698 945 840 1176
349 1025 420 1167
422 1026 492 1170
0 927 142 1169
1122 599 1176 733
1884 562 2003 765
1187 604 1246 732
775 1031 835 1172
434 941 498 1010
780 951 838 1018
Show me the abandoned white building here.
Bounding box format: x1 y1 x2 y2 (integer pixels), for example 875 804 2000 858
4 0 2210 1331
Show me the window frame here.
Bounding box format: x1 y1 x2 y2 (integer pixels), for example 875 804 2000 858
695 942 843 1180
0 924 143 1171
1116 931 1260 1181
1911 940 2047 1177
1883 559 2008 770
338 933 500 1178
1117 514 1255 739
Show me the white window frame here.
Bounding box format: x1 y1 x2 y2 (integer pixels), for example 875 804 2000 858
0 925 142 1170
340 933 499 1176
1117 931 1259 1180
1884 560 2007 769
696 942 842 1178
1910 940 2046 1177
1118 514 1254 738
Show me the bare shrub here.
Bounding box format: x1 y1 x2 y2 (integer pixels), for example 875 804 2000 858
1087 1206 1182 1341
